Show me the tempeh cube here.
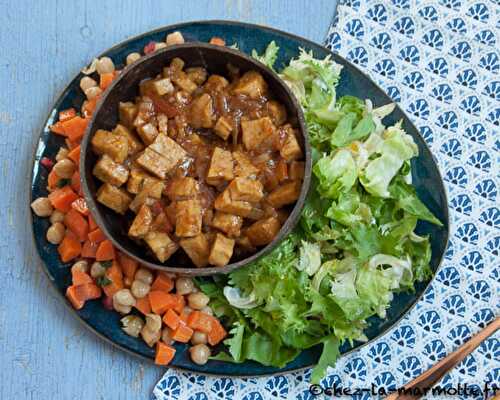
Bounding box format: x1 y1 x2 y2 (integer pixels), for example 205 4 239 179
144 231 178 262
135 148 171 179
166 177 199 200
208 233 235 267
267 181 302 208
280 126 303 161
118 101 138 129
206 147 234 186
113 124 144 155
93 154 129 186
233 151 259 178
213 116 233 140
227 177 264 202
128 204 153 238
97 183 132 214
241 117 276 151
214 189 252 217
212 211 243 238
91 129 129 163
232 71 268 99
246 216 281 246
179 234 210 267
175 199 202 238
137 122 159 145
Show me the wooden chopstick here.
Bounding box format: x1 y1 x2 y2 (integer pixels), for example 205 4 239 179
385 317 500 400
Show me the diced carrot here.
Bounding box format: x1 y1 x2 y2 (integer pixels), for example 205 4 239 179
88 228 106 243
66 283 102 310
179 308 190 325
61 116 88 142
163 309 181 330
47 169 60 190
59 108 76 122
68 145 81 165
71 270 93 286
65 229 78 241
50 121 67 136
82 96 99 117
151 273 174 293
49 186 78 212
174 294 186 314
71 197 89 216
65 138 79 150
81 240 99 258
66 285 84 309
71 171 81 194
88 214 98 231
96 240 115 261
117 252 138 280
209 37 226 46
148 291 183 315
58 235 82 263
171 323 193 343
187 311 214 334
102 260 124 297
134 296 151 315
155 342 176 366
99 72 115 90
64 208 89 242
207 317 227 346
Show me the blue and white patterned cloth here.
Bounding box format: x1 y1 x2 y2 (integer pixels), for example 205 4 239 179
154 1 499 398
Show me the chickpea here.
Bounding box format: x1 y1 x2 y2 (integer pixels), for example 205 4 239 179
96 56 115 74
121 315 144 338
131 280 150 298
50 210 65 224
175 277 194 295
31 197 53 217
145 314 162 332
189 344 210 365
191 286 200 294
201 306 213 316
53 159 76 179
113 302 132 314
71 260 89 274
135 268 153 285
161 328 174 345
80 76 97 92
90 261 106 278
191 331 208 345
140 325 161 347
187 292 210 310
113 289 136 307
84 86 102 100
126 52 141 65
55 147 69 161
166 31 185 46
46 223 65 244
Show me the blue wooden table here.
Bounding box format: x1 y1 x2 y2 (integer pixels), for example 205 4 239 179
0 1 336 398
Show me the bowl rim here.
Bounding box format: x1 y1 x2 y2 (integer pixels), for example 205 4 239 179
80 41 312 276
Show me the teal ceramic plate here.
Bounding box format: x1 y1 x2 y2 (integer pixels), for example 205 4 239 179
30 20 449 376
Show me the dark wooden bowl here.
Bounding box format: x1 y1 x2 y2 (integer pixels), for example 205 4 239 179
80 42 311 276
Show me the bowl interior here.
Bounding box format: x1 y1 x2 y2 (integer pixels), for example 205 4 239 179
81 43 311 275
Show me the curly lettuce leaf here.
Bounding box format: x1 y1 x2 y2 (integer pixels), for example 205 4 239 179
251 41 279 70
313 149 358 198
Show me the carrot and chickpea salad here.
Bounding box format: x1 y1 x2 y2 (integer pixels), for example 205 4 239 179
31 32 229 367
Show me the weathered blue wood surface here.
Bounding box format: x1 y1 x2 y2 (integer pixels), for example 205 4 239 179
0 1 336 398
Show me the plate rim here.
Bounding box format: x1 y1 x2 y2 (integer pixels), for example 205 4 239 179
29 19 450 378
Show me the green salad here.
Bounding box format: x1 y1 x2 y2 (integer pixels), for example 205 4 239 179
198 43 442 382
